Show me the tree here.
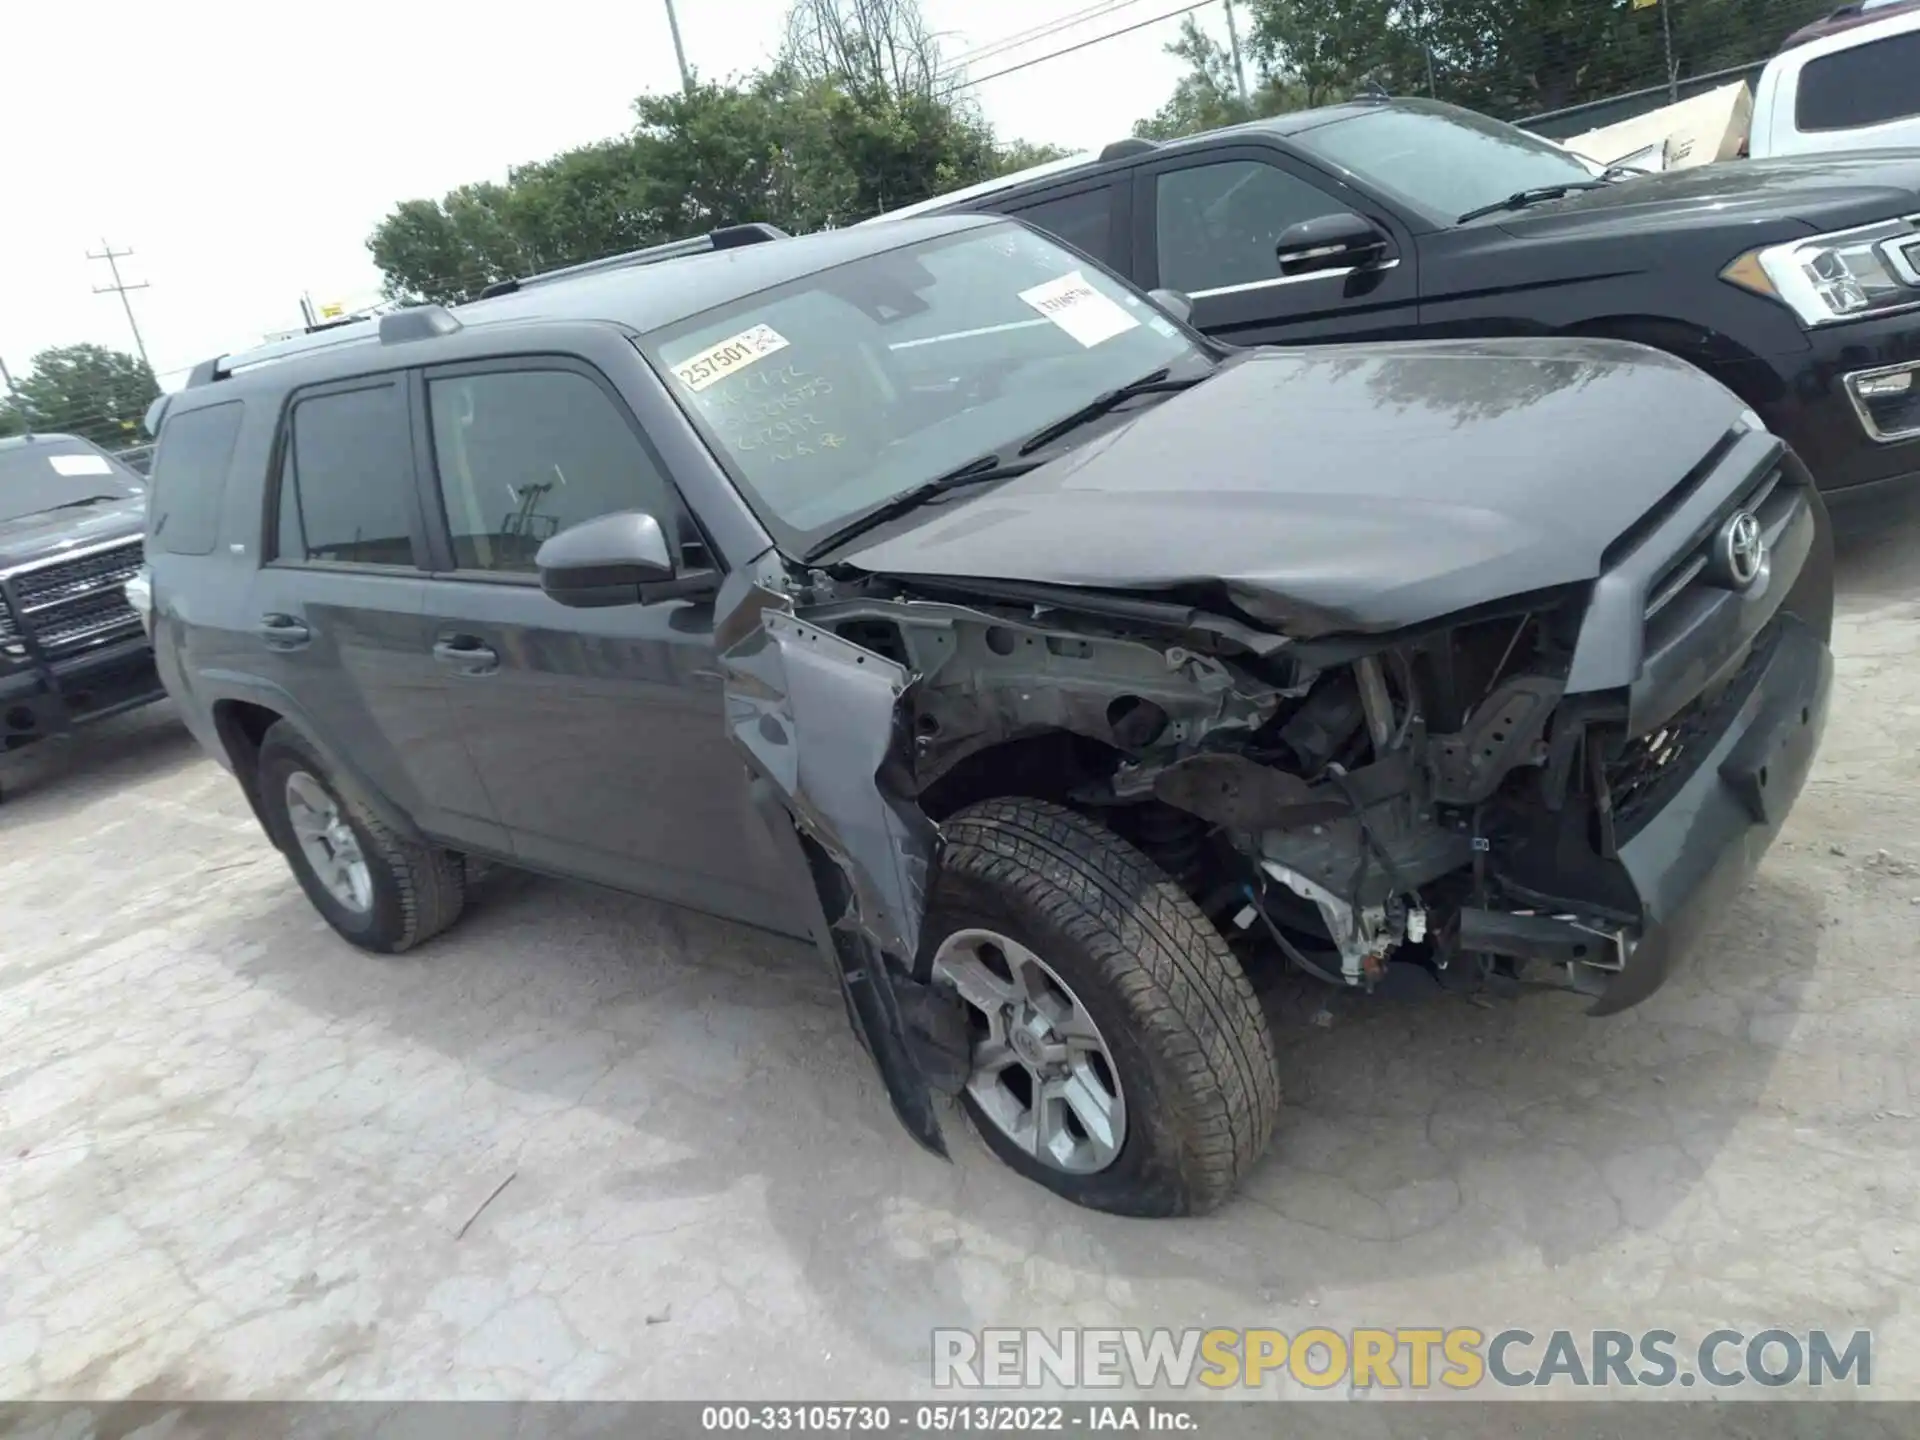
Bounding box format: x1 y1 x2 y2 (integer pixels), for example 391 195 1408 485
1133 15 1309 139
783 0 947 99
1240 0 1838 121
9 345 158 452
368 58 1061 304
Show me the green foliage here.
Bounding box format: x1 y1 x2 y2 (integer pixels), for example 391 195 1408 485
1243 0 1839 120
367 0 1061 306
1132 16 1309 140
7 345 159 451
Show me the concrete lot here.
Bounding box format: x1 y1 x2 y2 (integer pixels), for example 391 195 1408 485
3 517 1919 1406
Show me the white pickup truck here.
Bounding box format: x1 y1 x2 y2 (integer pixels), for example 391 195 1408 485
1750 5 1920 158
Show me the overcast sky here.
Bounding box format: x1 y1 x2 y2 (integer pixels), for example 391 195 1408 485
2 0 1225 392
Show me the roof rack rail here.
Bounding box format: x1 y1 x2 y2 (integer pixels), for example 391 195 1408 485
1098 137 1158 162
476 222 789 299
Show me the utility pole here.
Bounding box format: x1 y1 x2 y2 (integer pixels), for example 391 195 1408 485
1222 0 1250 107
0 356 33 436
663 0 693 94
87 240 152 372
1661 0 1678 103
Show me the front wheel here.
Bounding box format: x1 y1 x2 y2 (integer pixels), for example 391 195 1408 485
922 798 1280 1216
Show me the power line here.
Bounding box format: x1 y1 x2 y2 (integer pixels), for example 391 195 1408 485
955 0 1220 92
945 0 1153 70
87 240 153 373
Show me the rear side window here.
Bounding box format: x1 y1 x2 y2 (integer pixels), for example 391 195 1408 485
1795 31 1920 131
1007 186 1119 260
274 382 417 567
424 367 675 573
148 401 243 556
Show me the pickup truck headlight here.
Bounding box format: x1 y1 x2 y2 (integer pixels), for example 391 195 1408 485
1722 218 1920 327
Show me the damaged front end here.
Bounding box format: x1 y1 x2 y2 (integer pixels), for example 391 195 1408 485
717 438 1833 1157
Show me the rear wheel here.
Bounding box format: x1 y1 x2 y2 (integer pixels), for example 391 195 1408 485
257 721 466 953
923 798 1280 1216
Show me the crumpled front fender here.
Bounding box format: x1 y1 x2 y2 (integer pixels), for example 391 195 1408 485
714 567 965 1156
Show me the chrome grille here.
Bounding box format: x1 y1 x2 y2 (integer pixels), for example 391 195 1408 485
5 540 146 656
1643 467 1792 624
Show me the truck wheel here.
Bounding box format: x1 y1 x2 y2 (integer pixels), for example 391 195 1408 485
256 721 465 954
923 798 1280 1216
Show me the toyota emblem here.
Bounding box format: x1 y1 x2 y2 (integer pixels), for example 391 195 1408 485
1713 510 1767 590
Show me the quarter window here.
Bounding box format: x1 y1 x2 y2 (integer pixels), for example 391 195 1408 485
274 382 416 567
149 400 243 556
1154 160 1347 293
1795 32 1920 132
426 367 674 574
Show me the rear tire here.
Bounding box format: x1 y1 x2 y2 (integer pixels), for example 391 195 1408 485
257 721 465 953
922 798 1280 1216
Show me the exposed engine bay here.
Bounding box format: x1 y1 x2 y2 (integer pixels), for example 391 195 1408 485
795 567 1654 1002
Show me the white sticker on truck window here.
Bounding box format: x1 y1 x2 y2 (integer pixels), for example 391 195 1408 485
1017 271 1141 348
49 453 114 476
671 323 791 393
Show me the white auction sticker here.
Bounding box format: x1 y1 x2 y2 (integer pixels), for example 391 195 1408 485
50 453 114 476
671 323 791 393
1017 271 1141 348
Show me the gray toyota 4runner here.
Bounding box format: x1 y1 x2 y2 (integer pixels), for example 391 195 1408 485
148 215 1833 1216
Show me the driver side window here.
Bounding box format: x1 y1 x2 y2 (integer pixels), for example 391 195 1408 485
425 367 674 574
1154 160 1347 294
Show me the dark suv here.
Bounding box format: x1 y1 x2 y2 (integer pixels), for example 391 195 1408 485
874 97 1920 510
1 432 161 764
149 214 1832 1215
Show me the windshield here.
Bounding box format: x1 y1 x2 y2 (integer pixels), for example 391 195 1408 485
0 437 143 524
639 222 1206 551
1293 102 1603 223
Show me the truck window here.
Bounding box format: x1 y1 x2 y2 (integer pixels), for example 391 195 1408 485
1007 186 1119 260
1154 160 1347 293
149 401 243 556
1795 30 1920 131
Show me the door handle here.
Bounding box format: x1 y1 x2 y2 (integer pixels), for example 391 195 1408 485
432 636 500 676
257 613 311 649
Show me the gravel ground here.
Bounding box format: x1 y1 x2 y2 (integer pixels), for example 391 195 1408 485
1 508 1917 1409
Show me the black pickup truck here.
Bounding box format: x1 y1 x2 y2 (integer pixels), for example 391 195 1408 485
0 433 162 762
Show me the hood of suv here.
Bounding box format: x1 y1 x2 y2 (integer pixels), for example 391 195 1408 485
0 495 147 572
842 340 1751 637
1491 153 1920 240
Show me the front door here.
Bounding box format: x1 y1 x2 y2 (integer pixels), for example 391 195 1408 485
1133 148 1423 345
413 358 801 932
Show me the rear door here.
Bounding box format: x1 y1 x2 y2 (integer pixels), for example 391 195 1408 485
251 375 508 853
411 356 799 933
1131 147 1423 344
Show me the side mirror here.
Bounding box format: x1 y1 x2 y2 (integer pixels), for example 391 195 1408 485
536 511 676 609
1146 287 1194 325
1275 213 1390 277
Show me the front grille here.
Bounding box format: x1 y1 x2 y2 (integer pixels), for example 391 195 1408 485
1604 621 1780 841
12 541 145 614
5 540 145 657
1643 466 1794 626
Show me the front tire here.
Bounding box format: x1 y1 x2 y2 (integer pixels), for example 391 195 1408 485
923 798 1280 1216
257 721 466 953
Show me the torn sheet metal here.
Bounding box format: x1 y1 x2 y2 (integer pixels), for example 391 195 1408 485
716 572 952 1154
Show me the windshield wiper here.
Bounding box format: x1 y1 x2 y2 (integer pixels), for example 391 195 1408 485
1456 181 1611 224
1016 369 1205 457
803 454 1045 562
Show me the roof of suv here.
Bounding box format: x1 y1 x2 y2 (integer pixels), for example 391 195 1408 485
181 213 1008 404
861 98 1421 224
